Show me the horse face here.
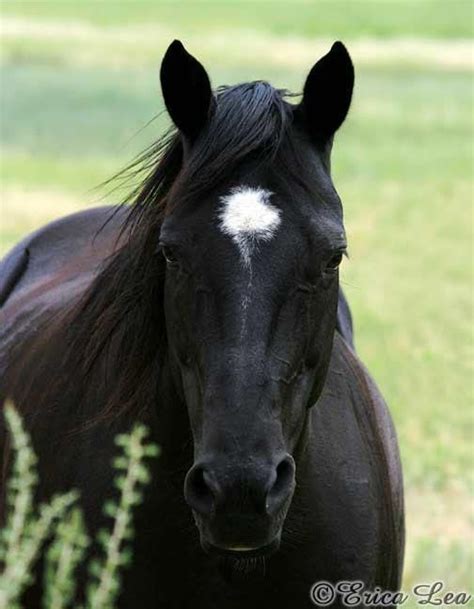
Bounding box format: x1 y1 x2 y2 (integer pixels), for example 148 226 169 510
159 40 353 557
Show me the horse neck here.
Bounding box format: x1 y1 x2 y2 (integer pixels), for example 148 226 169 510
149 358 194 478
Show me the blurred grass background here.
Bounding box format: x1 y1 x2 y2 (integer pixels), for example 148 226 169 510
1 0 473 601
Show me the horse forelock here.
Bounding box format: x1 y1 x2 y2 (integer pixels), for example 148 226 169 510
119 82 295 233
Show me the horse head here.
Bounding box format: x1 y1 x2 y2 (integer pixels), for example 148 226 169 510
158 40 354 558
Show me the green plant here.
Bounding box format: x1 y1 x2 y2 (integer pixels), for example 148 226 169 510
43 508 89 609
85 426 159 609
0 402 159 609
0 402 78 609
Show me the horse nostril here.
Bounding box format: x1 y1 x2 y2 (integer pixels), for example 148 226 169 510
266 455 295 516
184 464 217 516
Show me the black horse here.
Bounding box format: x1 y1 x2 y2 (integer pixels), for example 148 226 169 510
0 41 404 608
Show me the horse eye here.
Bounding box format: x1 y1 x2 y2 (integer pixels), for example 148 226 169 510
326 252 343 271
162 245 179 266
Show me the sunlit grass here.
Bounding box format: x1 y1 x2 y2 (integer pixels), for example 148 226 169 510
2 0 473 38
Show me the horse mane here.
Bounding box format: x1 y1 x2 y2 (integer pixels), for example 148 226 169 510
41 82 297 425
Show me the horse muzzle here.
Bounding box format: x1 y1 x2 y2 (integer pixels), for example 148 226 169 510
184 454 295 555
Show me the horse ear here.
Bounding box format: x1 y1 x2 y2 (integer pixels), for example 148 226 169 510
160 40 214 142
297 41 354 146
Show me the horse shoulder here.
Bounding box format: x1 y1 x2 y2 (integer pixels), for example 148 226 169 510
0 205 126 309
331 332 404 526
315 331 405 586
0 205 128 367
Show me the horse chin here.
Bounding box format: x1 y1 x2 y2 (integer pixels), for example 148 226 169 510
201 536 281 560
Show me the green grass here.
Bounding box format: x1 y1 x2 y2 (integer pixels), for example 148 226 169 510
3 0 473 38
1 0 473 597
